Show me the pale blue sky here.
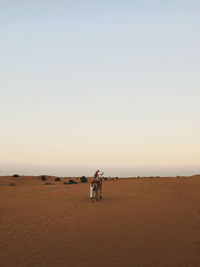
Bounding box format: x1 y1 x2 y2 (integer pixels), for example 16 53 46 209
0 0 200 176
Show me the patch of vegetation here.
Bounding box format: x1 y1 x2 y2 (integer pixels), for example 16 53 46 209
44 182 55 185
63 181 68 185
68 179 77 184
9 182 16 186
41 175 47 181
55 177 61 181
13 174 19 178
80 176 88 183
115 177 119 179
104 177 108 180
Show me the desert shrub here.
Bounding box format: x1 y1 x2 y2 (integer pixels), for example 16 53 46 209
80 176 88 183
104 177 108 180
41 175 47 181
44 182 55 185
55 177 61 181
68 179 77 184
156 176 160 178
115 177 119 179
9 182 16 186
63 181 68 185
13 174 19 178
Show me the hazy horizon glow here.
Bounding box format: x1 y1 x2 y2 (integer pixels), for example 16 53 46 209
1 1 200 177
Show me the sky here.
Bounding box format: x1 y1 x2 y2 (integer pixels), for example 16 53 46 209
0 0 200 177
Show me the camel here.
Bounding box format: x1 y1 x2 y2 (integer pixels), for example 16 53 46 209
90 179 102 202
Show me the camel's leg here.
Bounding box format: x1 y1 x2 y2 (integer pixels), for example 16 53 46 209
93 188 95 203
96 188 99 201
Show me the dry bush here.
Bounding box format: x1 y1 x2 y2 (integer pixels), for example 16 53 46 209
41 175 47 181
80 176 88 183
68 179 77 184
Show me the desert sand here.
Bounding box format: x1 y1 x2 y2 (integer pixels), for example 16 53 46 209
1 175 200 267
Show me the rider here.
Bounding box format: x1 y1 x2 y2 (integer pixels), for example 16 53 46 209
92 170 103 186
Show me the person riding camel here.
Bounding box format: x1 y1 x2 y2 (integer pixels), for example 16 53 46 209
90 170 104 201
92 170 103 187
92 170 100 183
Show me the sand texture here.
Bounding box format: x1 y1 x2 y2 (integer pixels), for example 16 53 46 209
1 175 200 267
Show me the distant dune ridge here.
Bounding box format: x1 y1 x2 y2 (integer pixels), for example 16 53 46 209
0 175 200 266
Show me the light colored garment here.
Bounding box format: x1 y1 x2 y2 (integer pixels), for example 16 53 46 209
90 185 93 198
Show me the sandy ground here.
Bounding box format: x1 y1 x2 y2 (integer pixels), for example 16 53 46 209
1 175 200 267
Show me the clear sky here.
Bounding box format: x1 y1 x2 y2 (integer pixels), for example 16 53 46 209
0 0 200 177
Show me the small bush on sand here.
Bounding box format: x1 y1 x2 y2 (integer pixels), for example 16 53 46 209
104 177 108 180
44 182 55 185
41 175 47 181
115 177 119 179
63 181 68 185
55 177 61 181
68 179 77 184
9 182 16 186
80 176 88 183
13 174 19 178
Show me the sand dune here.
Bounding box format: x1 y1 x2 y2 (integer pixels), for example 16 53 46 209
1 175 200 267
